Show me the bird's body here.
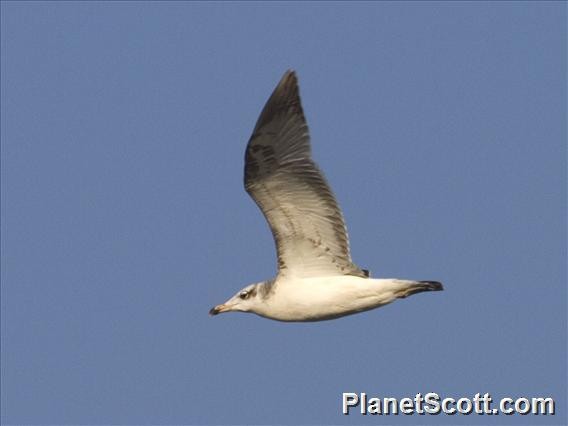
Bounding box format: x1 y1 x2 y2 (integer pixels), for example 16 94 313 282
210 70 443 322
247 277 440 322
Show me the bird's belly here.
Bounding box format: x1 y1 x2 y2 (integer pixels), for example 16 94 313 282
263 277 397 322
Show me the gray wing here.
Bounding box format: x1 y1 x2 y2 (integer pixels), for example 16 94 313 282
244 70 367 279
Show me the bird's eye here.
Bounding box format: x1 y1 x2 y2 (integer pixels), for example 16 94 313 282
239 291 249 300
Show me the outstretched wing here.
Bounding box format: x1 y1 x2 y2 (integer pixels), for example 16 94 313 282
244 70 366 279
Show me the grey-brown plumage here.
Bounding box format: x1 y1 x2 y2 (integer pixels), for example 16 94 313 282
244 70 367 278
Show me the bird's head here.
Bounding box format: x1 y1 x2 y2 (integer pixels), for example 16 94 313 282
209 283 262 316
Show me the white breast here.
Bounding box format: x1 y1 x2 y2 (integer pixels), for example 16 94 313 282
257 277 407 322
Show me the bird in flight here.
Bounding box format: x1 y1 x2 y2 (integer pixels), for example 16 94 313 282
210 70 443 322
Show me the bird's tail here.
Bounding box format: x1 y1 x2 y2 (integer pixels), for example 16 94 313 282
397 280 444 298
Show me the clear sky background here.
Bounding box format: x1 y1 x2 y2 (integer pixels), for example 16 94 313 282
1 2 566 425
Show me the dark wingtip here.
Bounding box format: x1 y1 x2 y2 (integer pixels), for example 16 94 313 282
276 69 299 94
420 280 444 291
209 307 219 316
282 68 296 79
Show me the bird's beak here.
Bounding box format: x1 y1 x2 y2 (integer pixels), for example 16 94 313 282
209 304 231 316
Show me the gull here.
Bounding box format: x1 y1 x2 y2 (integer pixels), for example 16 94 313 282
210 70 443 322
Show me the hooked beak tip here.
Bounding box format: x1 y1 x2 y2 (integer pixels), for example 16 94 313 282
209 304 228 316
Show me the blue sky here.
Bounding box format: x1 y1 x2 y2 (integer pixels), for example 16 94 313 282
1 2 566 425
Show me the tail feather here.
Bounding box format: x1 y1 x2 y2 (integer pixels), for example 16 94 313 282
419 280 444 291
398 280 444 298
